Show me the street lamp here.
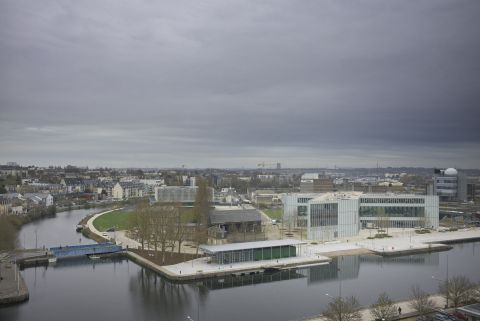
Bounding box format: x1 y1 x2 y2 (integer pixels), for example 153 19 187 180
432 275 449 308
432 253 449 308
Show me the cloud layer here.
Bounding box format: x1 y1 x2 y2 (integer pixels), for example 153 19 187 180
1 0 480 168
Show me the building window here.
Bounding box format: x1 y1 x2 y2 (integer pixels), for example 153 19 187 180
310 203 338 227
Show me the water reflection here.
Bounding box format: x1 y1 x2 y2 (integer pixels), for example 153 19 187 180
202 269 306 290
359 252 440 266
129 267 198 321
306 256 361 284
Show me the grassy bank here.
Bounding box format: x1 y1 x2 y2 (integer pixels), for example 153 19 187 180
262 208 283 220
93 209 133 231
92 207 196 233
81 227 109 243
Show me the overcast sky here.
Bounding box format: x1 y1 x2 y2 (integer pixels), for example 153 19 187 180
1 0 479 169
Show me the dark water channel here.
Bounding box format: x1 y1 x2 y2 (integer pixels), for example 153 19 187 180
1 209 479 321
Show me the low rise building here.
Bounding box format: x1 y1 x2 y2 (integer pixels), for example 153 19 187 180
113 182 145 200
250 189 281 207
23 193 54 207
61 178 85 193
208 205 264 242
199 239 305 265
154 186 214 204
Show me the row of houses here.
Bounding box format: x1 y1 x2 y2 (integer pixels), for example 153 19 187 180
58 178 165 200
0 192 54 216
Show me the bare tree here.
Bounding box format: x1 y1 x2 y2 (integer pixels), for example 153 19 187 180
150 204 178 264
370 292 398 321
174 206 188 253
193 177 211 254
323 296 362 321
439 276 475 308
409 285 436 316
472 284 480 302
130 202 152 250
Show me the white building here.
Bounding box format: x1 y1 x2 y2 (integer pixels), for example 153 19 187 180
282 192 439 241
308 193 360 240
154 186 214 204
113 182 145 200
24 193 54 207
281 193 318 227
139 179 165 194
358 194 439 229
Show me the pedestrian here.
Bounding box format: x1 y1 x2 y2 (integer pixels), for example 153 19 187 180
398 307 402 315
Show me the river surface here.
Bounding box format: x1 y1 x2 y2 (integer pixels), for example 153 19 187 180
1 209 479 321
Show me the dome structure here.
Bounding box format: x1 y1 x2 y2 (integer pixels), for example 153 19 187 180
444 168 458 176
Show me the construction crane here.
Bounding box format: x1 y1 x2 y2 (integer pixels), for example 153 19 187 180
257 162 281 170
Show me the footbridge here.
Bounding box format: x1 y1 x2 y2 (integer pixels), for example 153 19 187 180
50 243 122 258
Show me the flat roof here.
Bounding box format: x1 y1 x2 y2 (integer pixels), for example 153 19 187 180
209 209 261 224
458 303 480 317
200 239 306 254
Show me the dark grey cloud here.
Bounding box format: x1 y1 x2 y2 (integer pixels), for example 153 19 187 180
1 0 480 168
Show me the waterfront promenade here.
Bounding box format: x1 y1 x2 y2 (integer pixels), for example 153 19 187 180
298 295 447 321
0 259 29 305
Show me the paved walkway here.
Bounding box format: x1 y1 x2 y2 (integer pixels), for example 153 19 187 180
307 228 480 257
0 259 29 305
300 295 446 321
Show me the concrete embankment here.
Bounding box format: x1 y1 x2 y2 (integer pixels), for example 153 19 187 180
370 243 453 257
0 261 29 306
125 251 331 282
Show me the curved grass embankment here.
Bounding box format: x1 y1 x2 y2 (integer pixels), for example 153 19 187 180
92 210 133 232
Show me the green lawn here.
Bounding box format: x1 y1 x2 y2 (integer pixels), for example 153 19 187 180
263 208 283 220
93 210 133 232
179 207 195 223
93 207 196 232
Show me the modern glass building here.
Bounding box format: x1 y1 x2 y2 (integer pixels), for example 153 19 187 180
359 194 439 229
199 240 305 264
307 193 361 240
433 168 467 202
283 192 439 241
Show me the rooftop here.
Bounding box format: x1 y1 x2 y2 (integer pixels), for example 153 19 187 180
200 239 306 254
209 208 261 224
310 192 363 203
458 303 480 317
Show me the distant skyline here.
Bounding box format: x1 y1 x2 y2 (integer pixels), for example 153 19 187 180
1 1 480 169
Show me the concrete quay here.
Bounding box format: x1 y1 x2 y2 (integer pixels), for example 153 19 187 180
126 250 331 281
0 260 29 306
307 227 480 258
14 249 55 268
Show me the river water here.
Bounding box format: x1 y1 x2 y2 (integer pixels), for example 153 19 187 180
1 209 479 321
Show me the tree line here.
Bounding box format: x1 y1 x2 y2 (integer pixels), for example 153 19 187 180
128 178 212 264
323 275 480 321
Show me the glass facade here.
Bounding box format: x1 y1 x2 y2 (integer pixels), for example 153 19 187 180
297 205 307 216
360 197 424 204
298 197 313 203
212 246 297 264
310 203 338 227
359 206 425 218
